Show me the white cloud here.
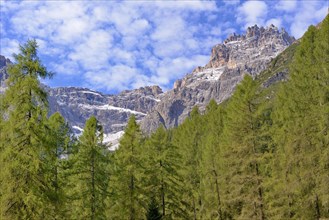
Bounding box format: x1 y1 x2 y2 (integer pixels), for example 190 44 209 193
275 0 297 12
69 30 113 70
84 65 138 91
152 55 210 88
50 60 80 76
266 18 282 28
290 2 328 38
148 1 217 11
0 38 19 59
1 0 225 92
237 1 268 28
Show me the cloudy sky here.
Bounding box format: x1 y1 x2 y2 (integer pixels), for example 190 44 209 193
0 0 328 94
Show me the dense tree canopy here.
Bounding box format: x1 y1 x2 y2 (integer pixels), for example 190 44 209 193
0 16 328 220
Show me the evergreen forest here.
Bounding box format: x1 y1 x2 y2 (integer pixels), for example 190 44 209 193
0 15 328 220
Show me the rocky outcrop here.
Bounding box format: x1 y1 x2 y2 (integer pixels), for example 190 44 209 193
0 55 11 93
140 25 295 133
47 85 162 135
0 58 162 147
0 24 295 142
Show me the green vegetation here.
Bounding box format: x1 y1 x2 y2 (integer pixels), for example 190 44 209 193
0 16 328 219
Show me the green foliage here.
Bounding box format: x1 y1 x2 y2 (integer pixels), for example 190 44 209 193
146 197 162 220
43 112 72 219
143 126 185 218
269 16 329 219
1 16 328 219
109 115 146 219
222 75 270 219
172 106 206 219
0 39 53 219
200 100 226 219
69 116 110 220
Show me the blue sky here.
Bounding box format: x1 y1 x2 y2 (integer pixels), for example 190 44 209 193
0 0 328 94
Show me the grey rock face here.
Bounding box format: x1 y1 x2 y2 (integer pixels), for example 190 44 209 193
140 25 295 133
46 85 162 135
0 57 162 146
0 24 295 141
0 55 11 93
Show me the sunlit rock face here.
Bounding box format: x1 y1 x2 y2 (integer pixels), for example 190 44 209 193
140 25 295 134
0 24 295 144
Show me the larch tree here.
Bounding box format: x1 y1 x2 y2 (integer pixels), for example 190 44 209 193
222 75 269 220
173 106 205 219
110 115 145 219
143 126 185 219
200 99 226 219
0 39 53 219
271 16 329 219
44 112 72 219
69 116 110 220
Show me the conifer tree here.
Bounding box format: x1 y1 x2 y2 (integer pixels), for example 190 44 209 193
222 75 269 219
0 39 53 219
146 197 162 220
110 115 145 219
143 126 185 218
271 16 329 219
69 116 110 220
173 106 205 219
44 112 72 219
200 99 226 219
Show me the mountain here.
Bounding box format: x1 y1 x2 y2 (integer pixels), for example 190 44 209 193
0 55 162 149
0 24 295 145
140 24 295 133
47 85 162 149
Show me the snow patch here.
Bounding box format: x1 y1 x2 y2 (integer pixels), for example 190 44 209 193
72 125 83 132
104 131 124 151
79 104 147 116
80 91 103 97
146 96 161 102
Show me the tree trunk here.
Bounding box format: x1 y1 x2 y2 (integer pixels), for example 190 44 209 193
91 151 96 220
213 169 222 220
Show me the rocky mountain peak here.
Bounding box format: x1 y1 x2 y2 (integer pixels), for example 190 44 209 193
141 25 295 133
0 55 11 92
119 85 163 97
0 55 12 69
201 24 295 71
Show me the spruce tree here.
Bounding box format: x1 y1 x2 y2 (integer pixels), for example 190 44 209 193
69 116 110 220
0 39 53 219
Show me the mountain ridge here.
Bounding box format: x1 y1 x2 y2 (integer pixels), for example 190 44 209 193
0 24 296 146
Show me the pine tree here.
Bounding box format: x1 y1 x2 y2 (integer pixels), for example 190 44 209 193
69 116 110 220
110 115 146 219
0 39 53 219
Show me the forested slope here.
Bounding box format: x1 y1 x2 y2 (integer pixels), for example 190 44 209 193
0 15 328 220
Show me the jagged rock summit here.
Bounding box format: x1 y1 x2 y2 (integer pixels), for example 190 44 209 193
0 24 295 145
140 24 295 133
